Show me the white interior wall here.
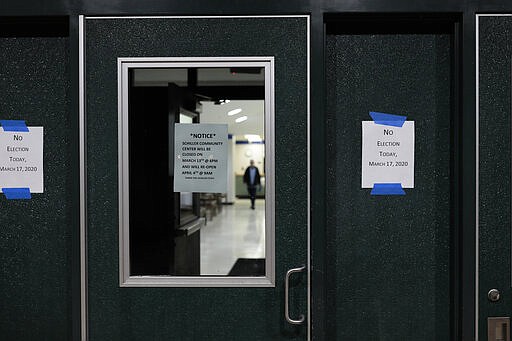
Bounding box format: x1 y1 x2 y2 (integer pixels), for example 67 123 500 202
233 142 265 175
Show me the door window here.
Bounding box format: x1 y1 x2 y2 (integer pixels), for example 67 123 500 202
118 58 275 287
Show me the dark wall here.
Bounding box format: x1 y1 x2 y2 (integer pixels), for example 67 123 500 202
1 0 512 16
0 31 72 340
326 29 453 339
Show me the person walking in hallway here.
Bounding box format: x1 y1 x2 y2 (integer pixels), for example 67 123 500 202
243 159 261 209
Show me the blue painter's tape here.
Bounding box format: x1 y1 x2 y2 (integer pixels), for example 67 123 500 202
369 112 407 127
0 120 29 132
2 188 31 199
371 183 405 195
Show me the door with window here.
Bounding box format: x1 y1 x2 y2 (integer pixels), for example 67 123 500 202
81 16 308 340
478 14 512 341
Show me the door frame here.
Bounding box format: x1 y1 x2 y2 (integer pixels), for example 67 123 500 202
118 57 276 287
78 14 311 341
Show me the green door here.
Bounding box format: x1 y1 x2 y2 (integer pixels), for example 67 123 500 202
82 16 308 340
478 14 512 341
0 19 75 341
324 19 455 339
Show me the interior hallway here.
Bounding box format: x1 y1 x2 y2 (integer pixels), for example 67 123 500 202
200 198 265 275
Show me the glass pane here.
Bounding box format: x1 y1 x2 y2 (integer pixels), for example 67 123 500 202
128 66 266 277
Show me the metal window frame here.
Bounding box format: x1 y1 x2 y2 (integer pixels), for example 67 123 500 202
118 57 276 287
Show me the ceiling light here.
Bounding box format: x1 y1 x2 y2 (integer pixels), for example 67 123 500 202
228 108 242 116
235 116 248 123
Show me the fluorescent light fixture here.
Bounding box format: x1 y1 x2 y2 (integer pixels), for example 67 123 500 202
235 116 248 123
244 134 262 142
228 108 242 116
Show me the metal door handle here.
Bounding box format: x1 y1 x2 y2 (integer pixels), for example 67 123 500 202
285 265 306 325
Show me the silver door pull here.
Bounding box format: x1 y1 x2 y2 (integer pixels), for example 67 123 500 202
285 265 306 325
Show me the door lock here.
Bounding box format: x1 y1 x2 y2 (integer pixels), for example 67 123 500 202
488 289 501 302
488 317 510 341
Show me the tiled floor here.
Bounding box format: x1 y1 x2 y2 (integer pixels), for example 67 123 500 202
200 198 265 275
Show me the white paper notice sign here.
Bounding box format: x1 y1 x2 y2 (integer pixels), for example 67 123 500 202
0 127 44 193
174 123 228 193
361 121 414 188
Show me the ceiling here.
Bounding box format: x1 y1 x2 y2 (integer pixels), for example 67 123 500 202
133 68 265 87
199 100 264 138
133 67 265 139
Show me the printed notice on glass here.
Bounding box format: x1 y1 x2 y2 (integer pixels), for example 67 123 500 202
174 123 228 193
361 121 414 188
0 127 44 193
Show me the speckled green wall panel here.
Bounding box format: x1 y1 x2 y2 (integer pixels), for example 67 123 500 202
326 34 451 340
85 18 307 340
479 16 512 340
0 37 71 340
